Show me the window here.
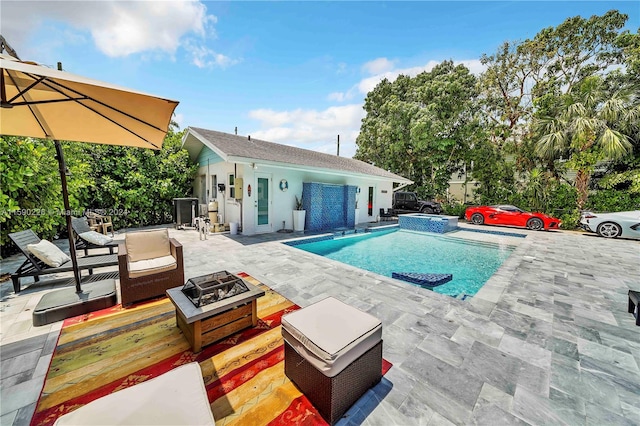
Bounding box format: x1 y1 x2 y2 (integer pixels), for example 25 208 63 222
228 174 235 199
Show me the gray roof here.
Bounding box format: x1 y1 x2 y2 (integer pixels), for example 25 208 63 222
187 127 410 182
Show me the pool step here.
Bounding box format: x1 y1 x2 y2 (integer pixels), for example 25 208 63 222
392 272 453 288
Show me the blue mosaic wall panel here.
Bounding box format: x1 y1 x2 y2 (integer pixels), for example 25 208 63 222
302 182 357 232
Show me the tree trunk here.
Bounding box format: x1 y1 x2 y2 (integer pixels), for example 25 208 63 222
575 169 590 210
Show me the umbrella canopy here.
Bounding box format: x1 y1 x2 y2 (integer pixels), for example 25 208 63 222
1 51 179 294
0 53 178 149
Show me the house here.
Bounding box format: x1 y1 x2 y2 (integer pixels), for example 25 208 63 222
181 127 412 235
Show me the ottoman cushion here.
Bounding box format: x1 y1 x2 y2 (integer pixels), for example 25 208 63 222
282 297 382 377
53 362 215 425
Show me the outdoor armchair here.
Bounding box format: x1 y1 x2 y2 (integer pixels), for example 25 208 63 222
8 230 118 293
118 228 184 306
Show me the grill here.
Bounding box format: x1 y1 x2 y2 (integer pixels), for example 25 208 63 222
181 271 249 307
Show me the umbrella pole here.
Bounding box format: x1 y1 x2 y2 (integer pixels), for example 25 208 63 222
53 140 83 292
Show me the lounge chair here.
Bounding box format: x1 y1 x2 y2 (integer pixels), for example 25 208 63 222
8 230 118 293
71 217 121 255
379 208 394 221
118 228 184 306
85 211 114 236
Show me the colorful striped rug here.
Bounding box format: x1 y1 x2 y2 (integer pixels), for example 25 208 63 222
31 273 391 426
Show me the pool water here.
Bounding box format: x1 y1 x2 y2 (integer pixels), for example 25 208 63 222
292 229 515 297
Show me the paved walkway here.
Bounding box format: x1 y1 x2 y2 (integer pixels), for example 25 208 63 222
1 224 639 425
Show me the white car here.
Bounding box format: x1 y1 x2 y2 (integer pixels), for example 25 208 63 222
580 210 640 239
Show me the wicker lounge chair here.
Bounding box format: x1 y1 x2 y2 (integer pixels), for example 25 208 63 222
8 230 118 293
118 228 184 306
71 217 121 255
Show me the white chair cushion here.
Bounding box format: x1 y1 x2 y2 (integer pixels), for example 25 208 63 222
125 229 171 262
27 240 71 267
128 255 177 279
282 297 382 377
53 362 215 425
79 231 113 245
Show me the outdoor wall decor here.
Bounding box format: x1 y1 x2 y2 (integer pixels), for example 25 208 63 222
302 182 357 232
279 179 288 192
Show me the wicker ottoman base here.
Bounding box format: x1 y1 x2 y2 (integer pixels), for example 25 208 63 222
284 339 383 425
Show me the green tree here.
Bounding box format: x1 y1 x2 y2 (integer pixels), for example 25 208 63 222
355 61 478 198
0 137 62 249
535 75 636 209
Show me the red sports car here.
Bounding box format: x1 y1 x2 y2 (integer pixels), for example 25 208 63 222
464 205 561 231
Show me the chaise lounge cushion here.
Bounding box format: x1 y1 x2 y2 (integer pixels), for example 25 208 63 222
27 240 71 268
79 231 113 246
53 362 215 425
282 297 382 377
128 255 177 279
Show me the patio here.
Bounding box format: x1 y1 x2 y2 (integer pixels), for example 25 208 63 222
1 223 639 425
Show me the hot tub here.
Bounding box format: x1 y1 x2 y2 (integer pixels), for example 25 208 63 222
398 213 458 234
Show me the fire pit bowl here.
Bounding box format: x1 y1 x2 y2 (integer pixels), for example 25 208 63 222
181 271 249 307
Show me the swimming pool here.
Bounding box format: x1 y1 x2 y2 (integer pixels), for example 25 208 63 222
290 229 515 297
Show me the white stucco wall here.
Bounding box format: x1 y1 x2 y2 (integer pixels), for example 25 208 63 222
194 162 396 235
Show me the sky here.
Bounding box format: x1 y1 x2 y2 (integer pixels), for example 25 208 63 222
2 1 639 158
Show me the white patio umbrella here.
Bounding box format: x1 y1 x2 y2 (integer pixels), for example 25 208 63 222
0 47 178 313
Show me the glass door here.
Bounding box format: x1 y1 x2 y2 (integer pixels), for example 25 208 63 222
255 173 271 233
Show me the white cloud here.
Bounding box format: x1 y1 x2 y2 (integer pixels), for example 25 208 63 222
330 58 486 103
1 0 237 67
248 105 365 158
362 57 396 75
184 41 240 69
359 59 485 95
254 58 487 158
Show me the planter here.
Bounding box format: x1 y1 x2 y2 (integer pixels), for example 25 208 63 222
293 210 306 231
354 208 360 225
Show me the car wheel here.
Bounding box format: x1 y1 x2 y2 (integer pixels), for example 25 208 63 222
421 207 434 214
526 218 544 231
471 213 484 225
597 222 622 238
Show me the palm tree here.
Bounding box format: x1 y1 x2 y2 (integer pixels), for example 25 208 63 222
535 76 636 210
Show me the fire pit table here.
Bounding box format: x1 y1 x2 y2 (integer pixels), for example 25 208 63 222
166 271 265 352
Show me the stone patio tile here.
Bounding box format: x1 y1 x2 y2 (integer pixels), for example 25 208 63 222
0 376 43 416
397 379 472 425
470 402 530 426
476 383 514 413
377 366 417 410
577 337 639 373
401 347 483 411
499 334 552 370
516 361 550 397
382 324 424 366
549 387 586 416
585 402 637 426
617 388 640 424
426 412 456 426
579 355 640 398
460 341 522 396
0 349 41 382
552 336 579 360
513 385 585 425
417 333 468 367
